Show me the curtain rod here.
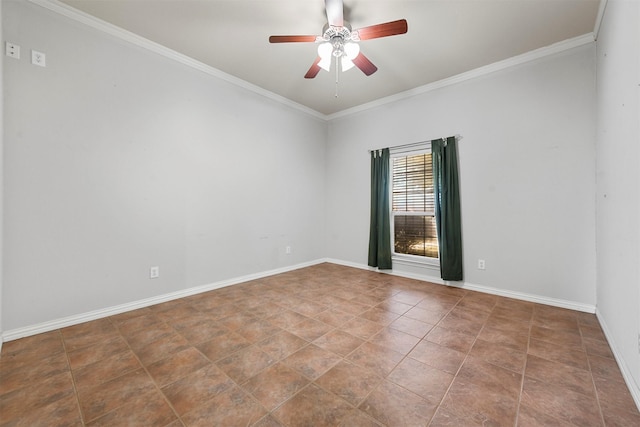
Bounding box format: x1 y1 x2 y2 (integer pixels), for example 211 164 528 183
367 134 462 153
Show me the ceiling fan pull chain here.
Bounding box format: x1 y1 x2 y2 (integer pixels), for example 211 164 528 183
335 58 340 98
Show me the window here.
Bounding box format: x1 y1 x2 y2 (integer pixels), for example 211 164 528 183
391 151 439 259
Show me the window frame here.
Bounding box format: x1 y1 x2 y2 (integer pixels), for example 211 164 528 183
389 145 440 268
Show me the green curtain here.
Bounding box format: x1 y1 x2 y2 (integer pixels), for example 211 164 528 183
368 148 392 269
432 137 463 281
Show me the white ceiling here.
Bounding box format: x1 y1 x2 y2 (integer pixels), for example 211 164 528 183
58 0 601 116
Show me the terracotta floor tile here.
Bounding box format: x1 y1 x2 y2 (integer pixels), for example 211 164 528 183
86 389 177 426
457 293 498 313
217 311 258 331
404 306 449 324
516 403 574 426
468 338 526 374
216 345 275 384
360 380 438 426
530 324 583 349
388 357 454 403
67 334 130 370
583 336 614 359
284 317 333 341
456 356 522 396
161 364 235 415
181 385 267 426
0 350 69 396
528 338 589 371
315 360 382 406
339 316 384 340
61 319 119 352
438 309 486 336
358 307 400 325
236 318 283 343
272 383 356 427
415 294 460 312
592 374 640 415
0 371 76 424
525 354 595 397
256 330 309 361
0 331 65 365
123 321 177 348
196 329 251 362
588 354 626 383
175 319 229 344
132 331 192 366
250 301 287 319
283 344 341 380
115 313 165 338
0 393 83 427
369 327 421 355
72 350 141 390
313 329 364 357
266 309 309 329
77 368 156 423
580 323 607 342
375 299 413 315
3 264 634 426
290 299 328 317
314 308 355 327
487 306 533 332
242 362 309 410
253 414 285 427
477 323 529 352
146 347 211 387
425 325 476 353
388 315 434 338
437 376 519 426
520 377 602 427
391 290 428 305
409 340 466 374
346 341 404 377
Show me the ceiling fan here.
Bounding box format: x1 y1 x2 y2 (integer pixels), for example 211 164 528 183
269 0 408 79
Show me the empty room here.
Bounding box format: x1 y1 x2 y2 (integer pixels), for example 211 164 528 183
1 0 639 425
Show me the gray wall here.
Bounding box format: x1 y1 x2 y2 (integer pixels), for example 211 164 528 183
326 44 597 308
595 0 640 404
2 0 327 331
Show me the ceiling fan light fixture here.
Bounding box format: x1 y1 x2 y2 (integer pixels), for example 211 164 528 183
341 56 355 71
318 42 333 60
318 56 332 71
344 42 360 60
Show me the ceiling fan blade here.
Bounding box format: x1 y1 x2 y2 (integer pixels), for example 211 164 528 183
325 0 344 27
304 57 322 79
269 35 317 43
355 19 408 41
352 52 378 76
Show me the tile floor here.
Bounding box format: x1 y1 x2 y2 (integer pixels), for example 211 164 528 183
1 263 639 426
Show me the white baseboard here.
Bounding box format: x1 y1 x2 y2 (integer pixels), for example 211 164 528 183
2 259 326 343
1 257 597 342
325 258 595 313
595 310 640 412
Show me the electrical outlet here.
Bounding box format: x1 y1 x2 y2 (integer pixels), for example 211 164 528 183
31 50 46 67
477 259 486 270
149 266 160 279
285 246 292 255
6 42 20 59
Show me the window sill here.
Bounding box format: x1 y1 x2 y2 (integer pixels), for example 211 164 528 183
392 255 440 270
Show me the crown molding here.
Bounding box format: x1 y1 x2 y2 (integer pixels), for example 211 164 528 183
327 33 595 120
593 0 609 41
26 0 326 121
28 0 595 122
